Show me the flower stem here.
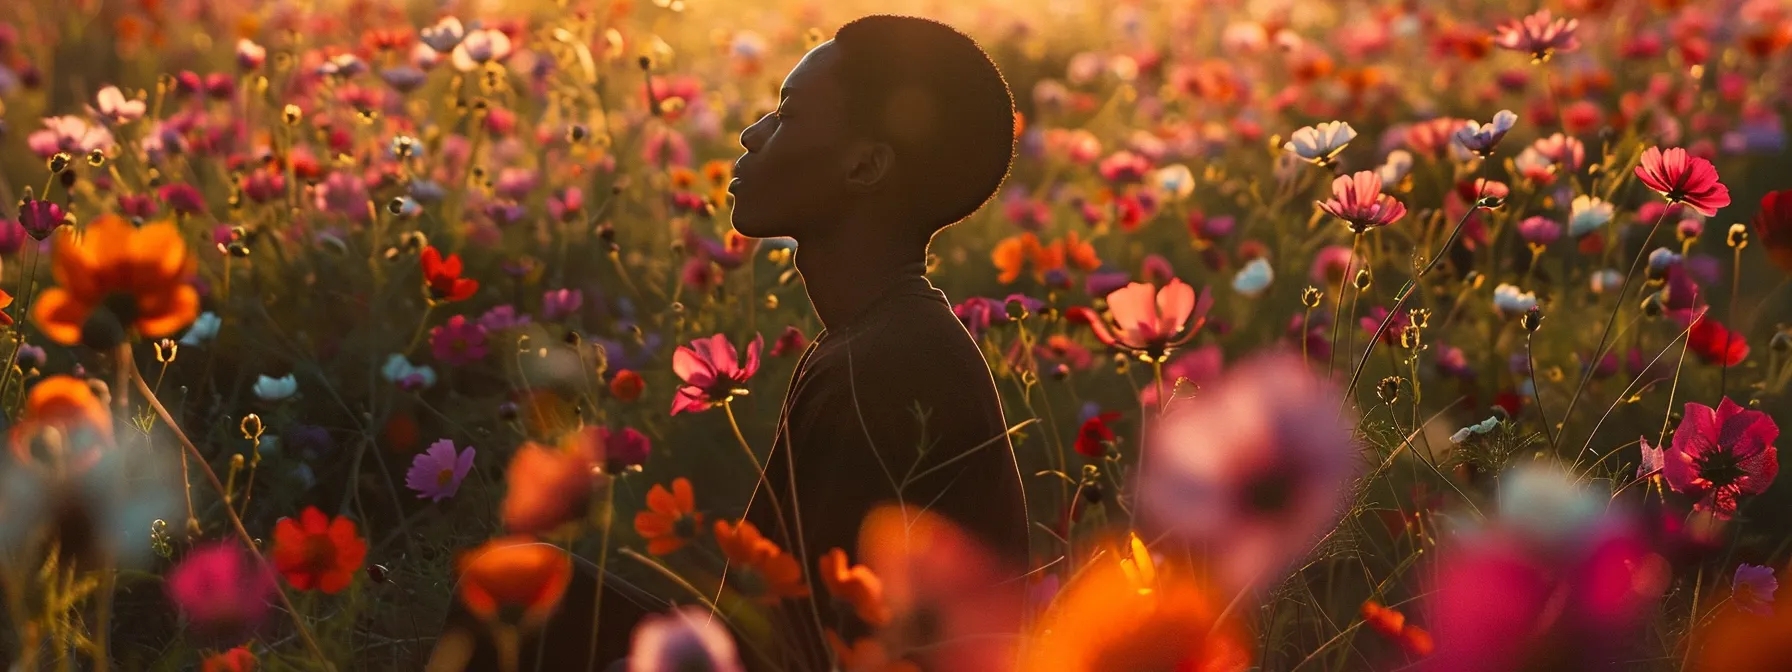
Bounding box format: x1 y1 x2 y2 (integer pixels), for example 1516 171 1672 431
1526 333 1558 450
1327 233 1363 378
1344 204 1484 410
1559 207 1672 438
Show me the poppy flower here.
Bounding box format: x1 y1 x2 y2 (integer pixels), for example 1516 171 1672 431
1752 190 1792 272
200 647 257 672
405 439 475 502
1318 171 1408 233
633 478 702 556
1662 398 1779 519
819 548 892 627
1635 146 1731 217
271 506 368 594
456 536 573 629
609 369 645 402
1067 278 1213 361
670 333 763 415
1680 310 1749 366
32 214 198 349
166 542 277 642
1075 411 1123 458
628 606 745 672
1361 600 1435 656
421 246 478 304
714 519 808 602
502 442 602 534
1493 10 1581 62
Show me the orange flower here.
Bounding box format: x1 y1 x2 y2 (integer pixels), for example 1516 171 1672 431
819 548 891 627
456 536 574 629
828 630 922 672
0 289 14 326
200 647 256 672
502 442 601 535
991 232 1064 284
858 506 1022 672
701 159 733 185
1360 600 1434 657
633 477 702 556
714 519 808 602
1061 231 1101 271
610 369 645 402
271 506 367 594
670 167 699 190
33 215 198 348
10 375 113 469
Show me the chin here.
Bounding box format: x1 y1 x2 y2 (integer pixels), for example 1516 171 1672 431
727 208 789 239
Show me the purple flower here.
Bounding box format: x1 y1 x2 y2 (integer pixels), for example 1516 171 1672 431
17 199 66 240
430 315 489 366
404 439 475 502
1084 271 1131 298
1517 216 1561 245
380 66 428 92
542 289 584 321
165 542 277 642
953 297 1001 339
493 168 539 201
118 193 157 218
478 305 531 332
1733 564 1778 616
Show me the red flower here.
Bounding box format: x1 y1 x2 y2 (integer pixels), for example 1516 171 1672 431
200 647 257 672
271 507 368 594
1752 190 1792 273
1634 146 1731 217
1663 398 1778 519
502 442 602 534
609 369 645 402
1682 310 1749 366
1075 411 1123 459
1361 601 1435 656
420 246 478 304
771 325 808 357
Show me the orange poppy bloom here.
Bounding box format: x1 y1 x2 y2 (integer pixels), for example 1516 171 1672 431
819 548 891 627
858 506 1021 672
633 477 702 556
828 630 922 672
10 375 113 469
271 506 367 594
33 214 198 348
670 167 699 190
701 159 733 185
456 536 574 629
991 232 1064 284
1061 231 1101 271
200 647 257 672
0 289 14 326
502 442 601 535
714 519 808 602
1360 600 1434 656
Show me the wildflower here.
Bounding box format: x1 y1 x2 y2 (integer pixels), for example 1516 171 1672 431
1097 150 1151 183
502 442 602 534
178 312 221 347
166 542 276 641
419 17 466 52
1377 150 1415 185
1733 564 1778 616
1361 601 1435 656
252 374 297 401
670 333 763 415
1663 398 1778 519
1151 164 1195 200
1067 279 1213 361
541 289 582 321
1569 195 1614 237
1532 133 1586 171
1492 284 1539 318
94 86 145 124
1680 309 1749 366
714 519 808 602
1513 147 1557 183
27 116 114 158
271 506 368 594
418 246 478 304
1285 121 1357 164
634 478 702 556
1635 146 1731 217
1454 110 1518 155
9 375 112 469
456 536 574 630
596 426 651 470
627 606 745 672
1075 411 1124 458
1751 189 1792 272
1318 171 1408 233
1517 216 1562 245
1232 258 1274 297
1137 353 1357 592
991 232 1064 284
405 439 475 502
452 29 513 71
859 506 1022 672
312 171 371 221
1310 245 1365 285
430 316 489 366
380 354 438 390
476 305 530 332
819 548 892 627
610 369 645 402
1493 10 1582 62
32 214 197 348
201 648 256 672
235 39 267 70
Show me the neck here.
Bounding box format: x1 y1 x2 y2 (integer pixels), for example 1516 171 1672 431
793 224 928 329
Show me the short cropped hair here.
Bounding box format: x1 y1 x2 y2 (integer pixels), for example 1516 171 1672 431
834 16 1016 236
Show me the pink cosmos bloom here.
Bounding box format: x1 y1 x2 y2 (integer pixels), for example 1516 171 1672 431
17 199 66 240
628 606 745 672
1138 352 1358 592
430 315 490 366
1309 245 1365 285
1662 398 1779 519
1517 216 1562 245
1318 171 1408 233
770 325 808 357
166 542 278 642
93 86 146 124
313 171 372 222
27 116 115 158
670 333 763 415
1493 10 1582 62
1404 117 1464 156
1733 564 1778 616
598 426 652 469
541 288 583 321
1532 133 1587 171
1066 278 1213 359
1634 146 1732 217
1097 150 1152 184
404 439 475 502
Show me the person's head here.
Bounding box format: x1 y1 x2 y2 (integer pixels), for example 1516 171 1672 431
729 16 1015 246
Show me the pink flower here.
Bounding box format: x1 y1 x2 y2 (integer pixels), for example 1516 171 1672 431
597 426 652 469
1493 10 1582 62
541 288 583 321
93 86 145 124
430 315 489 366
1309 245 1365 285
404 439 475 502
628 606 745 672
1318 171 1408 233
770 325 808 357
1635 146 1731 217
1096 150 1151 184
670 333 763 415
1517 216 1561 245
166 542 277 641
27 116 114 158
1066 278 1213 359
1662 398 1779 519
1138 353 1358 592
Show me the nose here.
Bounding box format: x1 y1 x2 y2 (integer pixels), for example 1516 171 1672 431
739 113 773 154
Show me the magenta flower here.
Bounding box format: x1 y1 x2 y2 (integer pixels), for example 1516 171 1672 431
26 116 114 158
1733 564 1778 616
477 304 531 332
670 333 763 415
1517 216 1562 245
1066 278 1213 361
405 439 475 502
1317 171 1407 233
598 426 651 469
628 606 745 672
1096 150 1151 184
1493 10 1582 62
313 171 372 222
542 288 583 321
430 315 489 366
166 542 277 641
158 183 207 215
1634 146 1732 217
17 198 66 240
1663 398 1779 519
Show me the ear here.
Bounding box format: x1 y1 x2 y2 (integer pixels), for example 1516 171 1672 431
843 140 895 193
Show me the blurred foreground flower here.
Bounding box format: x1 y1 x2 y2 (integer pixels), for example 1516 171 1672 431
1662 398 1778 519
859 506 1021 672
167 542 277 642
502 441 603 535
271 506 367 594
715 519 808 603
200 647 256 672
1734 564 1779 616
456 536 573 630
33 214 198 349
670 333 763 415
628 606 745 672
10 375 113 469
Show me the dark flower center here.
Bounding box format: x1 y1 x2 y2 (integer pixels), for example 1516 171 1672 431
1240 471 1295 514
1696 449 1748 489
80 292 140 350
673 515 697 539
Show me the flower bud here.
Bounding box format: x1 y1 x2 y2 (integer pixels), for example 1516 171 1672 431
1301 286 1323 308
1377 376 1402 404
1522 306 1544 332
1728 223 1749 250
1353 269 1373 291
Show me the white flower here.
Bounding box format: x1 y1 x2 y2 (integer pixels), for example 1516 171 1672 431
419 17 467 53
1589 269 1624 294
1151 164 1196 200
1453 110 1518 155
1514 147 1555 181
381 354 438 389
94 86 145 124
1449 416 1502 444
1232 258 1275 297
179 312 221 347
1284 121 1356 163
1493 283 1538 318
411 42 442 70
1568 195 1613 237
1376 150 1414 185
253 374 298 401
452 29 513 72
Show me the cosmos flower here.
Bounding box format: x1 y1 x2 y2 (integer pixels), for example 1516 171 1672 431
628 606 745 672
93 86 146 124
714 519 808 602
406 439 475 502
1318 171 1407 233
1376 150 1415 185
858 506 1022 672
1517 216 1562 245
26 116 115 158
1734 564 1779 616
1680 310 1749 367
1752 189 1792 272
380 353 437 390
271 506 368 594
1454 110 1518 155
166 542 277 642
1151 164 1196 200
819 548 892 627
634 478 702 556
180 312 222 347
1068 279 1212 360
991 232 1065 284
1075 410 1124 458
609 370 645 403
1569 195 1614 237
670 333 763 415
1232 258 1274 298
33 215 198 348
1662 398 1779 519
451 29 512 71
421 246 479 304
419 17 466 53
455 536 574 630
201 648 256 672
502 441 604 534
253 374 297 401
1493 10 1582 62
541 288 582 320
1284 121 1356 164
430 315 489 366
1635 146 1731 217
1492 284 1539 318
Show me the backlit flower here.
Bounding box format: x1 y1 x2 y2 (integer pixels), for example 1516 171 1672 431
859 506 1021 672
421 246 479 304
670 333 763 415
1318 171 1408 232
991 232 1064 284
819 548 891 627
406 439 475 502
27 116 114 158
1680 310 1749 366
502 442 602 534
1663 398 1778 519
1494 10 1582 62
1635 146 1731 217
94 86 145 124
17 198 65 240
628 606 745 672
451 29 512 72
1285 121 1357 164
1751 189 1792 272
271 506 368 594
597 426 651 470
456 536 573 629
1454 110 1518 155
429 315 489 366
419 17 466 53
1067 278 1213 361
714 519 808 602
166 542 277 641
1734 564 1778 616
33 215 199 348
634 478 701 556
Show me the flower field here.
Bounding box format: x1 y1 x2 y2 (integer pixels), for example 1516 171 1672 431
4 0 1792 669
